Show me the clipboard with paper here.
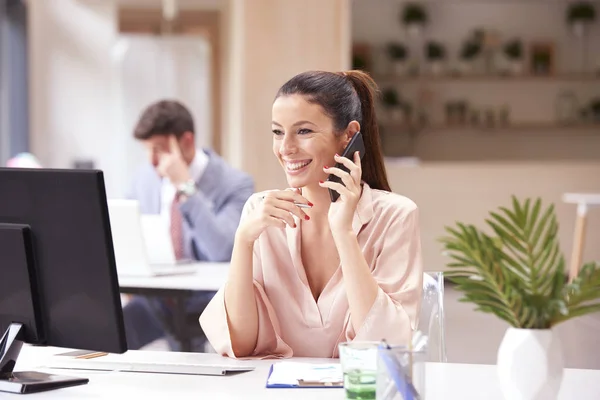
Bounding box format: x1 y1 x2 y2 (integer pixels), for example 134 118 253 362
265 362 343 388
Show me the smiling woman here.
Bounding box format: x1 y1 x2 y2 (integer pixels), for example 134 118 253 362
200 70 424 359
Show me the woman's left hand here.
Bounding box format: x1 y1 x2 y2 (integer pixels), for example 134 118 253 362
319 151 362 235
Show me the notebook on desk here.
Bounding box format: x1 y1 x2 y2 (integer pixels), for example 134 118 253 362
266 362 343 388
46 350 255 376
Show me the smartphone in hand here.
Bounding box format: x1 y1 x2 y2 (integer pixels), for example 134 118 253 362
327 132 366 202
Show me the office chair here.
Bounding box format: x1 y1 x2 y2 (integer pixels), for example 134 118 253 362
419 272 447 362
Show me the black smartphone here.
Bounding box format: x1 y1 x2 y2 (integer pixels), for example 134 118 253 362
327 131 366 202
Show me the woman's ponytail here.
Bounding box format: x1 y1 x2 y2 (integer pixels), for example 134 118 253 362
344 70 391 192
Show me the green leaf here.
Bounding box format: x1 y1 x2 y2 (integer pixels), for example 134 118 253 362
525 198 542 240
530 204 555 250
438 196 600 329
489 212 525 242
512 196 524 225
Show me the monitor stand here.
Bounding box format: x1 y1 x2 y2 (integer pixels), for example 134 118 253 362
0 323 89 394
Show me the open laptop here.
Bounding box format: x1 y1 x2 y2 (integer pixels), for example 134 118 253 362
107 199 198 277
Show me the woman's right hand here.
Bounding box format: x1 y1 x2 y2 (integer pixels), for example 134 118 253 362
237 190 312 244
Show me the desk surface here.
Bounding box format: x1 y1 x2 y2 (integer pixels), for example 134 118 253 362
10 346 600 399
117 262 228 291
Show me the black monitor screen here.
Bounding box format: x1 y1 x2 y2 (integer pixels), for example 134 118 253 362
0 168 126 354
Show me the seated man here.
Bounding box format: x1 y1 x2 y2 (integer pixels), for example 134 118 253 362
124 99 254 351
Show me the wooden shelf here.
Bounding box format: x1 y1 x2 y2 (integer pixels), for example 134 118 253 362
380 122 600 134
373 73 600 83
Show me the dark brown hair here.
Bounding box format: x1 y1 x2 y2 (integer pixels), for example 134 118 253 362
133 100 195 140
275 70 391 192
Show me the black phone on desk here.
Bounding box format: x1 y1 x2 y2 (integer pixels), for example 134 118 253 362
327 131 366 202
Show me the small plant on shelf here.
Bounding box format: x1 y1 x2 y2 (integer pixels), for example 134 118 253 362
504 40 523 60
386 42 408 60
381 88 400 108
386 42 409 76
426 41 446 61
503 39 524 75
567 2 597 24
458 40 481 75
567 2 597 36
352 54 368 71
381 88 407 122
426 41 446 75
590 98 600 122
461 41 481 60
401 3 428 36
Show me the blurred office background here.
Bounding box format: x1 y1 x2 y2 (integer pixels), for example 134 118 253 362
1 0 599 366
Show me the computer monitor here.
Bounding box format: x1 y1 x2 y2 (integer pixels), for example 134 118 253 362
0 168 127 394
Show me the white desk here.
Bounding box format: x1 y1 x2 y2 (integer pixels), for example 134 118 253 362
10 346 600 399
117 262 229 292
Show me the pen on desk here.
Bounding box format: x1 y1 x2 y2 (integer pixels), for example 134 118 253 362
294 202 312 209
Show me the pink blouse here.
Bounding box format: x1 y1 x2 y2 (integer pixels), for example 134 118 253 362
199 183 423 358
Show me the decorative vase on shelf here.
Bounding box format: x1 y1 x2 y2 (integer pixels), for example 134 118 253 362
458 60 473 76
392 61 408 77
406 23 423 38
388 107 406 123
571 20 588 38
429 61 444 76
385 43 409 77
555 90 579 125
497 328 564 400
509 60 524 75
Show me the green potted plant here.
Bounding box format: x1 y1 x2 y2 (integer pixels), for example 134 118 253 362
426 41 446 75
381 88 405 122
440 197 600 400
458 40 481 75
401 3 428 37
386 42 409 76
352 54 368 72
590 98 600 122
503 39 524 75
567 2 597 37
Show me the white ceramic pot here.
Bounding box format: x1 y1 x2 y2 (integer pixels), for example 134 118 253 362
429 61 444 76
406 23 422 38
571 21 586 38
392 61 408 77
509 60 524 75
497 327 564 400
388 108 405 123
458 60 473 76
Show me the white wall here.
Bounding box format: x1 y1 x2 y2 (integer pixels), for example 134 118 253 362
388 161 600 271
28 0 120 194
112 35 212 196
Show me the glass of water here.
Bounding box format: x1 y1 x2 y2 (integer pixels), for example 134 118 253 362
338 341 379 400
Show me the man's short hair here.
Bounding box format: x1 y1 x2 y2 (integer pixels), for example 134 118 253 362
133 100 195 140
